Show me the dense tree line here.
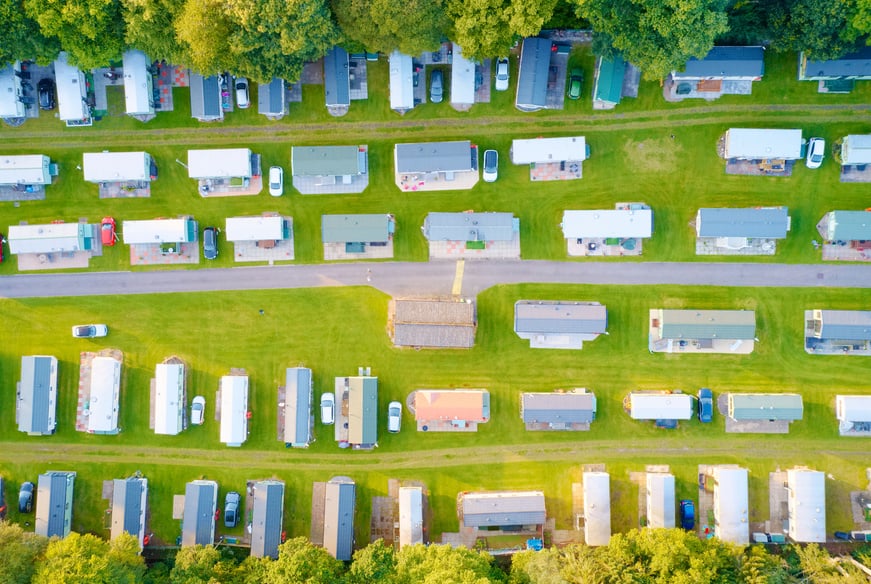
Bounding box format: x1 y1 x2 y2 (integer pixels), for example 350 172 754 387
3 522 871 584
0 0 870 82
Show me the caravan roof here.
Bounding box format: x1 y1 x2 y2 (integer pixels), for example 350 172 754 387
451 44 476 106
389 51 414 110
724 128 803 160
512 137 587 164
787 469 826 543
0 155 51 185
83 152 151 183
220 375 249 446
8 223 90 254
713 467 749 544
0 62 25 118
122 50 154 116
54 52 90 123
841 135 871 165
398 487 424 548
122 218 195 244
583 472 611 546
154 363 184 435
188 148 252 179
225 216 285 242
562 209 653 239
324 46 350 107
18 356 58 435
629 393 694 420
88 357 122 434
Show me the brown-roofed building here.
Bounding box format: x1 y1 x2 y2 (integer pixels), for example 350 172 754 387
389 298 476 348
411 389 490 431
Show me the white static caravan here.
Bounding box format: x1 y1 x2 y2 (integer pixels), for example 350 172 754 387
628 393 694 420
389 51 414 112
0 62 26 118
836 395 871 428
583 471 611 546
841 135 871 166
121 218 197 245
220 375 249 447
398 486 424 548
723 128 803 160
511 137 587 165
122 50 155 117
87 356 122 435
712 467 749 545
0 155 52 186
786 469 826 543
54 52 92 126
561 209 654 240
187 148 253 180
225 216 285 242
83 152 152 183
154 363 185 436
646 473 675 529
451 44 476 108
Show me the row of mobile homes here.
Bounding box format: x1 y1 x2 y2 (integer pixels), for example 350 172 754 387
17 356 58 435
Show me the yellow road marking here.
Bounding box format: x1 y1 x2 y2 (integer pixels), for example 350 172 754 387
452 260 465 295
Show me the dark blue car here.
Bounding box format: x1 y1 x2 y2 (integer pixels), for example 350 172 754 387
698 388 713 423
680 499 695 530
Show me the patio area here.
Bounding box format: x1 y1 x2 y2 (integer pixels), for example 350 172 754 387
726 158 795 177
98 181 151 199
130 242 199 266
428 236 520 260
530 160 583 181
323 241 393 261
198 176 262 197
396 170 478 192
841 165 871 183
567 237 642 257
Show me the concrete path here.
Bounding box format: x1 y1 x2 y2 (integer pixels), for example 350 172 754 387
2 260 871 300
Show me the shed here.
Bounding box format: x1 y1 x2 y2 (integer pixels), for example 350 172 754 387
181 480 217 547
17 355 58 435
321 214 391 244
512 137 587 165
122 50 155 116
593 56 626 108
655 309 756 340
292 146 367 178
516 38 553 111
220 374 249 447
451 43 476 107
111 476 148 549
122 218 197 244
35 471 76 538
88 356 122 435
54 52 91 125
728 393 803 421
283 367 313 447
561 209 653 239
250 480 285 559
799 47 871 80
188 148 253 179
819 211 871 241
323 476 356 560
413 389 490 429
646 473 675 529
841 135 871 165
225 216 287 243
461 491 546 528
724 128 803 160
258 78 286 118
0 62 25 118
629 393 694 420
153 363 184 436
324 46 350 108
189 73 223 122
422 212 516 243
712 467 749 545
398 486 424 548
8 223 94 255
786 469 826 543
395 141 476 174
0 154 52 186
388 51 414 111
347 376 378 447
673 46 764 80
836 395 871 423
391 298 476 349
808 309 871 341
583 472 611 546
696 207 790 239
520 390 596 428
514 300 607 349
83 152 153 183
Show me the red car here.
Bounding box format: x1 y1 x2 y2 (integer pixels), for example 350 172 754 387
101 217 117 246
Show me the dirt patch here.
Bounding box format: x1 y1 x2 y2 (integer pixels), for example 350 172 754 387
623 138 681 173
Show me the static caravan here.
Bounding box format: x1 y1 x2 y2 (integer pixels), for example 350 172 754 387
87 356 122 435
398 486 424 548
250 480 285 559
282 367 313 448
153 363 185 436
583 472 611 546
189 73 223 122
646 473 675 529
0 61 26 119
83 151 153 184
17 355 59 435
628 393 694 420
220 374 249 447
451 44 476 108
723 128 803 160
35 471 76 538
786 469 826 543
324 46 351 108
516 38 553 112
54 52 92 126
0 154 52 187
322 476 356 560
712 467 749 545
111 476 148 550
841 135 871 166
388 51 415 112
258 78 285 118
7 223 94 255
561 209 653 240
188 148 253 180
181 480 218 547
511 137 587 165
122 218 198 245
122 50 155 117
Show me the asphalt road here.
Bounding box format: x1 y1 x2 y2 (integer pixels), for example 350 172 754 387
2 260 871 299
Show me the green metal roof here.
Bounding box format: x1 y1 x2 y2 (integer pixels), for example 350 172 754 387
292 146 362 177
660 309 756 340
322 214 390 243
728 393 803 421
594 56 625 105
348 377 378 445
829 211 871 241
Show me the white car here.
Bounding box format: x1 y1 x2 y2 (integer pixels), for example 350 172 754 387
320 392 335 425
494 57 509 91
806 137 825 169
235 77 250 109
72 324 108 338
483 149 498 183
268 166 284 196
387 401 402 433
190 396 206 425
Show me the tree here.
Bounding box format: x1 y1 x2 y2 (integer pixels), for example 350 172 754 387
768 0 863 61
509 548 567 584
346 539 397 584
447 0 558 60
32 532 144 584
24 0 125 68
331 0 450 56
0 0 59 65
263 537 344 584
170 545 222 584
571 0 729 80
122 0 187 64
174 0 234 74
0 521 49 584
559 544 606 584
738 544 789 584
394 543 504 583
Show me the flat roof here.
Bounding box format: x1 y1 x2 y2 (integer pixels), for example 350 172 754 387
225 216 286 242
111 477 147 547
18 355 58 435
122 218 196 244
787 469 826 543
154 363 184 436
423 212 516 242
250 481 285 558
673 46 764 79
8 223 90 254
414 389 490 423
841 135 871 165
187 148 252 179
398 487 424 548
283 367 312 446
825 211 871 241
836 395 871 422
83 151 151 183
562 209 653 239
88 357 121 434
451 43 476 106
189 73 222 121
814 309 871 341
182 480 217 546
724 128 803 160
122 50 153 115
629 393 694 420
462 491 546 528
36 471 76 538
54 53 89 122
0 154 51 185
512 137 587 164
583 472 611 546
323 477 356 560
521 391 596 424
712 467 749 545
395 141 475 174
696 207 789 239
258 78 285 116
322 214 390 243
388 51 414 110
728 393 803 421
292 145 364 177
347 377 378 446
516 38 552 110
646 473 675 529
324 46 350 107
658 309 756 340
220 375 248 446
515 301 607 335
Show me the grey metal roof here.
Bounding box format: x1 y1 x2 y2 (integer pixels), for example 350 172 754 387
462 491 546 528
35 472 75 538
284 367 312 446
828 211 871 241
322 214 390 243
393 299 477 348
514 301 607 335
803 47 871 78
521 392 595 424
18 356 57 435
250 481 285 559
111 478 145 542
190 74 222 120
422 212 516 242
816 310 871 341
258 78 285 116
323 477 355 561
324 46 350 107
182 481 216 546
659 309 756 340
292 146 363 177
697 207 789 238
516 38 552 109
674 46 764 79
729 393 803 421
395 141 475 173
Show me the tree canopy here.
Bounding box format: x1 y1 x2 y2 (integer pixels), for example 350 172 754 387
31 532 145 584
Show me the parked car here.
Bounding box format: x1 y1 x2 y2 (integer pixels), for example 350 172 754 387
567 68 584 100
387 401 402 433
190 396 205 425
697 388 713 423
37 78 56 110
679 499 695 530
430 70 444 103
235 78 250 109
0 476 6 520
321 393 335 425
203 227 218 260
483 149 498 183
72 324 108 338
18 481 34 513
806 137 825 169
494 57 510 91
268 166 284 197
0 233 5 263
224 491 241 527
101 217 117 246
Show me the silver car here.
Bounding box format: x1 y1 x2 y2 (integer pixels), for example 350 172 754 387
495 58 510 91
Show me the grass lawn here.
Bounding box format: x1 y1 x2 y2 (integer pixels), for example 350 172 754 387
1 283 869 543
